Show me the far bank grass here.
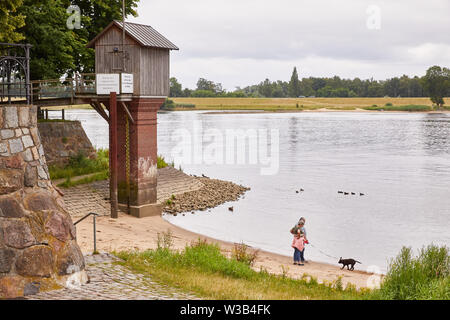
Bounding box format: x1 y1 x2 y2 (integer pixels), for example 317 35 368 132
171 97 450 112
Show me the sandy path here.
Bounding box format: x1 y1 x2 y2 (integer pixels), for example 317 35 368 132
75 213 378 289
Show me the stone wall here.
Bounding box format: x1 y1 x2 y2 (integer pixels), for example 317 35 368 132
38 121 96 166
0 105 87 299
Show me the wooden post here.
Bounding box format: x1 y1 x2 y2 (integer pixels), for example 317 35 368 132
62 109 65 120
109 92 119 218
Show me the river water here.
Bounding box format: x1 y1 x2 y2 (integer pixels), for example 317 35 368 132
58 109 450 272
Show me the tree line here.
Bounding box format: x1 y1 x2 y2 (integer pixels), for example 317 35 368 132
171 66 450 105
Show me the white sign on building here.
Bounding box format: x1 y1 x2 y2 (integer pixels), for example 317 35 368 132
96 73 120 95
121 73 134 94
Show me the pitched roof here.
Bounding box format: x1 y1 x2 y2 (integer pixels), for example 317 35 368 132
87 21 179 50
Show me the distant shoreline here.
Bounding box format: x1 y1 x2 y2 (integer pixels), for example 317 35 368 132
43 96 450 114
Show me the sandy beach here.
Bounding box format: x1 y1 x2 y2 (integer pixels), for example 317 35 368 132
75 212 378 290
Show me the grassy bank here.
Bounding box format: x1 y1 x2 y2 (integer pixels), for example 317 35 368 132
48 149 109 182
49 150 173 188
117 238 371 300
116 236 449 300
374 245 449 300
170 97 450 112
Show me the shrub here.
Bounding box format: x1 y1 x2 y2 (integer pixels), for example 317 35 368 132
161 99 175 110
157 155 173 169
48 149 109 180
231 242 259 267
175 103 196 108
156 230 174 250
379 244 449 300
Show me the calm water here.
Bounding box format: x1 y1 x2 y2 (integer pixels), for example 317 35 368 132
59 109 450 272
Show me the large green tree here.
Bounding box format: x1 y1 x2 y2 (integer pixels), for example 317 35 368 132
288 67 300 97
422 66 450 108
169 77 183 97
0 0 25 43
14 0 139 80
18 0 80 79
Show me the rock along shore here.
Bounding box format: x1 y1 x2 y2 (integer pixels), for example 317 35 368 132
162 176 250 215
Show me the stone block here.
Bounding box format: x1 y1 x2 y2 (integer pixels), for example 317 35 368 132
24 165 37 187
37 165 48 180
38 144 44 157
18 107 30 127
9 138 24 154
30 127 40 145
22 149 33 162
29 106 37 125
0 169 23 195
56 241 85 276
0 248 15 273
122 203 162 218
4 107 18 128
24 282 41 296
1 129 14 139
22 135 34 148
45 212 72 242
21 128 29 135
0 143 8 154
15 129 22 137
0 276 24 299
24 191 58 212
31 147 39 160
0 196 25 218
38 181 49 189
15 246 53 278
1 219 36 249
0 154 24 169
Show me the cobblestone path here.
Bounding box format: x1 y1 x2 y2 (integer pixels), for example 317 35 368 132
25 253 199 300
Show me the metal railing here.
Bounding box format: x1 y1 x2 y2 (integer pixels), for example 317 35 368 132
38 108 66 120
30 73 96 103
74 212 100 254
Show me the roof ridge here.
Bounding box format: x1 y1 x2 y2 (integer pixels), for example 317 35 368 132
114 20 152 28
87 20 178 50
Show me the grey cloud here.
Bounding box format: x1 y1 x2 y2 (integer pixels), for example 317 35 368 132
129 0 450 88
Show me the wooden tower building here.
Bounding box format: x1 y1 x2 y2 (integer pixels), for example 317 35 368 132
87 21 178 218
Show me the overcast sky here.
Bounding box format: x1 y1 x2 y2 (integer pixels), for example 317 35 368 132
128 0 450 91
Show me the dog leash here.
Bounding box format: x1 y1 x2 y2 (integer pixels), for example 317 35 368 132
308 243 340 260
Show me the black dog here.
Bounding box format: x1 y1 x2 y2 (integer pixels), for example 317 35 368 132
338 257 361 271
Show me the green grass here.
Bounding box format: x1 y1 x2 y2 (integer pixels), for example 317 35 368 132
374 244 450 300
48 149 109 180
362 105 432 112
116 238 449 300
157 155 174 169
116 238 373 300
57 170 109 188
50 151 173 188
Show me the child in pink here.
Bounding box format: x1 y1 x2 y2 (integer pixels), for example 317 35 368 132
292 231 306 266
